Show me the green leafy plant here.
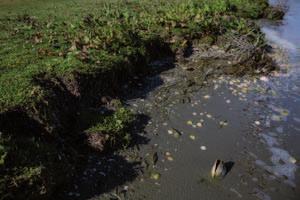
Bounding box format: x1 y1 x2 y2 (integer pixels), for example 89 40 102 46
86 106 134 148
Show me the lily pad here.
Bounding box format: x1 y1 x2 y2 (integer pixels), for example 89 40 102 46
187 120 193 125
271 115 281 121
189 135 196 140
203 95 211 99
150 172 161 180
166 156 174 161
172 128 182 138
281 109 289 116
219 120 228 127
196 122 203 127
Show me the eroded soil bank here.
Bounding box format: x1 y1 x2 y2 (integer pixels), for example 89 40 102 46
0 0 290 199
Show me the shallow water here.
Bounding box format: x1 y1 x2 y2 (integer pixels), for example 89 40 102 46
257 0 300 187
122 0 300 199
67 1 300 199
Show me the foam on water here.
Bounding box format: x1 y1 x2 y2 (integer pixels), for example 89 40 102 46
262 27 297 51
257 132 297 187
255 1 300 187
261 134 279 146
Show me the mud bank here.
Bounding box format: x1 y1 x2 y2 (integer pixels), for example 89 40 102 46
83 1 300 199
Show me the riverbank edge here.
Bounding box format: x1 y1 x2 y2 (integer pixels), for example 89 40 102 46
0 1 285 199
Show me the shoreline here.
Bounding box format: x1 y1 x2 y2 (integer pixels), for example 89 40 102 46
0 1 286 199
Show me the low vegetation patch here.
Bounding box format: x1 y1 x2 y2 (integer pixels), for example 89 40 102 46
85 106 134 151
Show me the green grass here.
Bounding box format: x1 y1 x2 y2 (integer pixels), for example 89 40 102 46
85 106 134 148
0 0 271 113
230 0 269 18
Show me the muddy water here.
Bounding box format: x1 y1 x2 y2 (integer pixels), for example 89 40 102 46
89 1 300 200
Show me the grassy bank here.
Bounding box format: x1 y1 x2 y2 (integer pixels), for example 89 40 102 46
0 0 282 112
0 0 282 199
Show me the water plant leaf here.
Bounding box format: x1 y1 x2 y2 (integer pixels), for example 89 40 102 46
189 135 196 140
150 172 161 180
